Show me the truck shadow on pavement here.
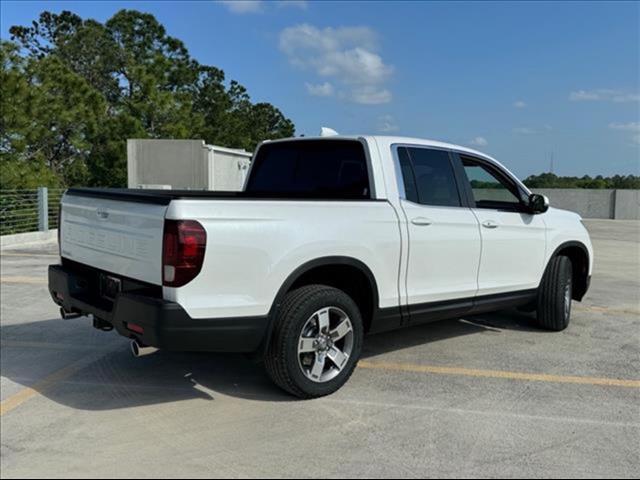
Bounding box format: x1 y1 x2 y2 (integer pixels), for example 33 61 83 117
1 309 539 410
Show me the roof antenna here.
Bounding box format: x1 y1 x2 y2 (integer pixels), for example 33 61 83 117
320 127 339 137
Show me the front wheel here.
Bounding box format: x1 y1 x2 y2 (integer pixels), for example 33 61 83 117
264 284 364 399
536 255 573 331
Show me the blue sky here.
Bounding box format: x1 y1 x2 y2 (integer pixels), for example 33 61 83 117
2 0 639 177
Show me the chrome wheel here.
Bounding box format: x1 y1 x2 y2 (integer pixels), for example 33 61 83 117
297 307 354 383
564 276 572 320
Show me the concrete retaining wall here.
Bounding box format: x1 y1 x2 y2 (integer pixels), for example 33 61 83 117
613 190 640 220
1 229 58 250
467 188 637 219
533 189 614 219
532 189 639 220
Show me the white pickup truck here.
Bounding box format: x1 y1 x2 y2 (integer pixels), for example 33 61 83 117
49 135 593 398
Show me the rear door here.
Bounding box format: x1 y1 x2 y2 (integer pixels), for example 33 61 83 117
60 193 167 284
395 146 482 322
456 154 547 295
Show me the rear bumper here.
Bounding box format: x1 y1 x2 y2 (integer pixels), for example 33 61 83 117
48 264 268 353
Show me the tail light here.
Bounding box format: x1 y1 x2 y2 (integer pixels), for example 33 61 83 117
162 220 207 287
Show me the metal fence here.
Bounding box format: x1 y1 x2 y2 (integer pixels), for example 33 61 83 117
0 188 65 236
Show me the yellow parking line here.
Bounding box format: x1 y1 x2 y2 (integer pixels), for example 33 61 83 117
0 276 46 284
357 360 640 388
0 354 105 417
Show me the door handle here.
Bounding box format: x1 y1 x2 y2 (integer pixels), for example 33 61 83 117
411 217 432 226
482 220 498 229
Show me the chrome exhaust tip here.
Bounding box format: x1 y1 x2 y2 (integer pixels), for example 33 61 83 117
60 307 81 320
130 339 158 358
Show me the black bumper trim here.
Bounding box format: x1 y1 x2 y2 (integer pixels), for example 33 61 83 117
48 264 268 353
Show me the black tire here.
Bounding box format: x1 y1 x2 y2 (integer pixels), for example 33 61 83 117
536 255 573 331
264 284 364 399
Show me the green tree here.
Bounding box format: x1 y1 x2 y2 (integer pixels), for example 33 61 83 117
3 9 295 189
1 41 106 187
524 172 640 189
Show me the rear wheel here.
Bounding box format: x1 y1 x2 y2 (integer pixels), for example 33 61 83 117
264 284 363 399
536 255 573 331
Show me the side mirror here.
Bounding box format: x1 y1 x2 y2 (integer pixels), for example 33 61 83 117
528 193 549 214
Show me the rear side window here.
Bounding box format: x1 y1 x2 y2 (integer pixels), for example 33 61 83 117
397 147 461 207
246 140 370 199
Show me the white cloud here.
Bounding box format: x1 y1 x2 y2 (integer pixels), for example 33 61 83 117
613 93 640 103
569 89 640 103
305 82 334 97
352 86 392 105
277 0 308 9
279 24 393 104
513 100 527 108
609 122 640 145
513 125 553 135
610 123 640 146
609 122 640 132
377 115 399 133
513 127 537 135
470 136 488 147
220 0 309 13
569 90 602 101
219 1 263 14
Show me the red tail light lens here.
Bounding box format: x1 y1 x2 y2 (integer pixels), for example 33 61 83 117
162 220 206 287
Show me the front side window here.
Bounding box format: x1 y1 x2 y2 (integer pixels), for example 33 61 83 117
462 157 524 210
397 147 461 207
246 140 370 199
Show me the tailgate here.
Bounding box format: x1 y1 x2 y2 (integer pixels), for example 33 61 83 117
60 193 167 285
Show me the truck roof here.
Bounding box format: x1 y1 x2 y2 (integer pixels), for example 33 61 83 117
265 135 496 162
262 134 529 194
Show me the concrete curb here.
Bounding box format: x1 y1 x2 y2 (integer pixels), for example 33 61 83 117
1 230 58 250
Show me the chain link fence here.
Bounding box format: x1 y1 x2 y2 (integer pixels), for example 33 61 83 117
0 188 65 236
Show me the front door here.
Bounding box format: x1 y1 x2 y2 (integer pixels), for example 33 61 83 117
459 155 547 296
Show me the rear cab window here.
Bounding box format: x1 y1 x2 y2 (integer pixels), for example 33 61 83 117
246 140 371 199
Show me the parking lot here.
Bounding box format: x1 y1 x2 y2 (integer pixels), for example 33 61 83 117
1 219 638 478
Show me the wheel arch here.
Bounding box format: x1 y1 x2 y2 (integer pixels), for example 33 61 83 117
257 256 380 355
546 241 591 301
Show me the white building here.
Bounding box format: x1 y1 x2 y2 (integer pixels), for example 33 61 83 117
127 139 252 191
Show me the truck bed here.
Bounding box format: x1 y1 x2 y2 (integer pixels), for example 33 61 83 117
66 188 248 205
66 188 384 203
66 188 386 205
